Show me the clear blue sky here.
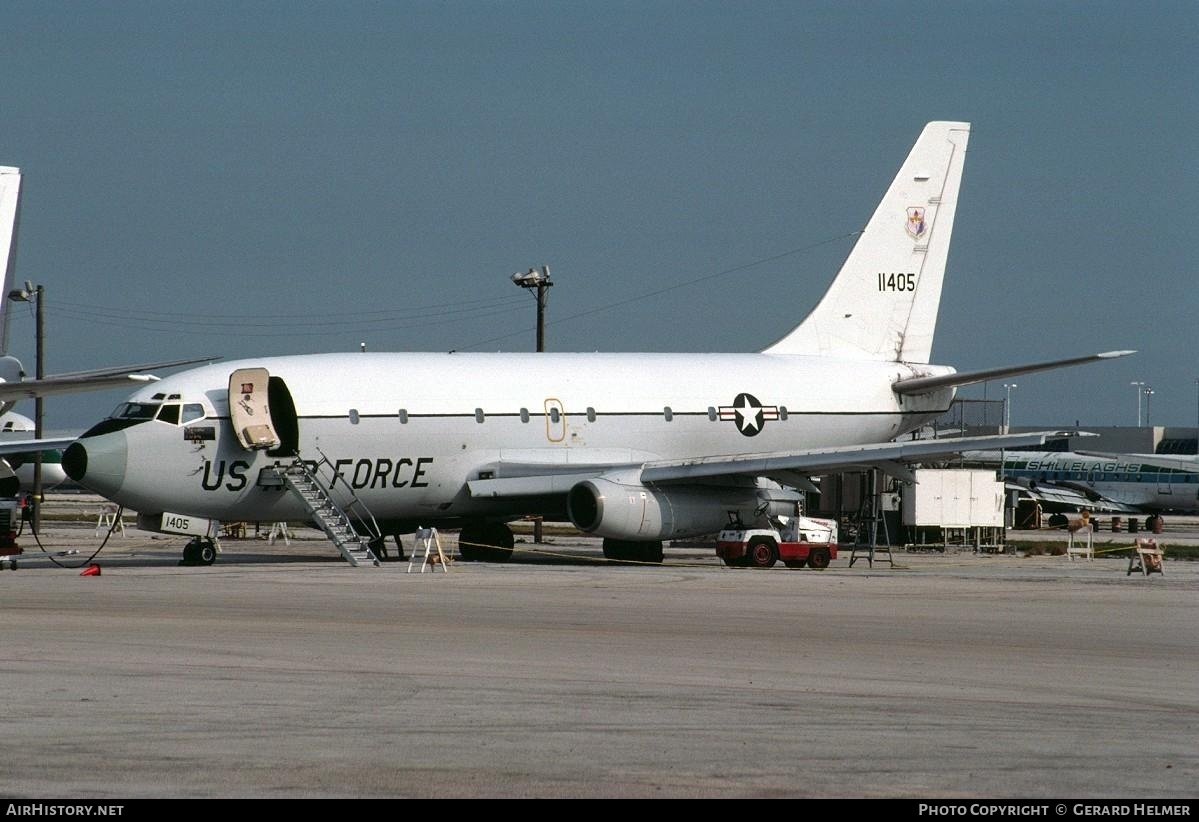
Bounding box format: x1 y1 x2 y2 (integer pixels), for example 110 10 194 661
3 1 1196 430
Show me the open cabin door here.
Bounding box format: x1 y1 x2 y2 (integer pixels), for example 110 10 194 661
229 368 282 450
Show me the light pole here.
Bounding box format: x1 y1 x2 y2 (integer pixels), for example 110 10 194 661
511 266 552 353
511 266 553 543
1144 387 1155 427
1131 381 1145 427
1003 383 1017 433
7 281 43 534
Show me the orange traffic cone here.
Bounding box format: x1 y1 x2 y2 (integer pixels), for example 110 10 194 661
80 564 101 577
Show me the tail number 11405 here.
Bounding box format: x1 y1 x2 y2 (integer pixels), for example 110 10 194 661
878 272 916 292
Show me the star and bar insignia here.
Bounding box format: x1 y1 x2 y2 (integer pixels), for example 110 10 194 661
718 392 779 437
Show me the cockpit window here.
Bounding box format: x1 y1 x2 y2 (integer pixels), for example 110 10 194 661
83 402 165 438
114 402 161 420
85 400 206 438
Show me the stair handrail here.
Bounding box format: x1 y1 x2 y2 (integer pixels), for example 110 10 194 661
304 446 385 543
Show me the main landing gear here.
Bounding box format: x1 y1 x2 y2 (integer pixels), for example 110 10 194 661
363 535 410 563
457 522 515 562
180 537 217 566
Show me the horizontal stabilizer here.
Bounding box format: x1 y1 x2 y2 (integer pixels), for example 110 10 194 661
891 351 1135 396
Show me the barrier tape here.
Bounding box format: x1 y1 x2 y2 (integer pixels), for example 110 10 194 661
456 537 840 570
28 506 124 569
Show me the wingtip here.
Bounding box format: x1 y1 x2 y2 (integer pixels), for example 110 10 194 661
1097 350 1137 359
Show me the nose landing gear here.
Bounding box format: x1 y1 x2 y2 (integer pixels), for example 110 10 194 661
180 536 217 566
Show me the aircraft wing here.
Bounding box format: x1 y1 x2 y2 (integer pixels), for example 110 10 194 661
0 437 77 456
467 450 648 498
0 356 219 402
469 470 616 498
467 432 1060 498
639 431 1060 484
1006 480 1092 508
1005 479 1143 514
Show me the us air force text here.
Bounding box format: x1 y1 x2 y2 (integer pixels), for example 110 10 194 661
201 457 434 491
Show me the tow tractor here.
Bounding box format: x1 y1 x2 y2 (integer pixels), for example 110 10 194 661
715 506 838 569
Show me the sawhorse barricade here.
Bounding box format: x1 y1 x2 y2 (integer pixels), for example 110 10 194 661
1127 538 1164 576
407 527 449 574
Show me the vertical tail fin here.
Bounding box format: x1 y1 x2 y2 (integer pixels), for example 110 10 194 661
763 121 970 363
0 167 22 356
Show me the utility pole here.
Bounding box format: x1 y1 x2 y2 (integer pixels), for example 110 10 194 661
7 281 44 533
1131 381 1145 427
33 283 43 535
1003 383 1017 433
535 273 549 353
511 266 554 543
511 265 552 352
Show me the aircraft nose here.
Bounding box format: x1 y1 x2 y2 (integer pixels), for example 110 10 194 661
62 432 128 496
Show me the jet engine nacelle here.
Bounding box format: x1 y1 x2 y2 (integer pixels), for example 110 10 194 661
567 475 798 541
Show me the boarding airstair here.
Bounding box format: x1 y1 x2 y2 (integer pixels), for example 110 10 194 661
280 454 383 567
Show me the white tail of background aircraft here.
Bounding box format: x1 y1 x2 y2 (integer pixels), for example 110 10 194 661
0 167 25 382
0 167 220 494
0 166 217 416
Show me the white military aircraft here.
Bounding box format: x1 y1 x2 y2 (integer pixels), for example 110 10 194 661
0 166 215 494
59 122 1133 564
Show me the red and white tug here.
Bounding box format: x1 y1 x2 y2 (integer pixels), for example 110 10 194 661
716 509 838 569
